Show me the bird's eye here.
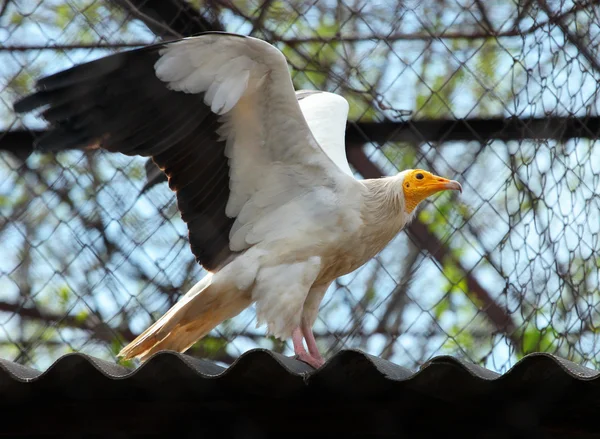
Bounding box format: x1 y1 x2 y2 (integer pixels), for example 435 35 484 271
416 173 424 180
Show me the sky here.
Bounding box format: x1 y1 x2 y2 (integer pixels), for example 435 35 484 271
0 0 599 373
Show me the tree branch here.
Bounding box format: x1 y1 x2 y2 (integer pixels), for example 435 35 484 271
110 0 222 39
1 0 594 52
0 300 242 364
0 300 503 343
5 115 600 162
473 0 494 33
345 116 600 146
0 300 135 343
536 0 600 75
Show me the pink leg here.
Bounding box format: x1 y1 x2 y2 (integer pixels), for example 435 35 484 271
292 326 323 369
302 322 324 367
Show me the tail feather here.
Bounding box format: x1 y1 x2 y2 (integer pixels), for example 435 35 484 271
118 274 251 362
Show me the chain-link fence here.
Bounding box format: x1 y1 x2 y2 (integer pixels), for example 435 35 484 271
0 0 599 373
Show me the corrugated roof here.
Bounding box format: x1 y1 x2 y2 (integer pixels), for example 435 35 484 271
2 349 600 437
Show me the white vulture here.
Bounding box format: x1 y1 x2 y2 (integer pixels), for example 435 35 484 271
13 32 462 368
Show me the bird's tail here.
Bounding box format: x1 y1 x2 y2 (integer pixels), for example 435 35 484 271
118 273 250 363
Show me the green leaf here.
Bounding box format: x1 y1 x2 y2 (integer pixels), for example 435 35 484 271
196 336 228 355
55 4 73 28
520 324 557 356
75 310 89 323
57 286 71 306
10 12 24 26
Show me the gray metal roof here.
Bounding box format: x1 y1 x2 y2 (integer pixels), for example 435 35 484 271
2 349 599 437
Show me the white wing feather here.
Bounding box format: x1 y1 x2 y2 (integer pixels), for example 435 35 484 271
296 91 354 177
154 34 357 255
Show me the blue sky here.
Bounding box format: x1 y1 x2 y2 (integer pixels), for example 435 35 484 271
1 0 599 372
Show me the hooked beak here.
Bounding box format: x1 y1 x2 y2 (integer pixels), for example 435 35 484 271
440 179 462 194
428 175 462 194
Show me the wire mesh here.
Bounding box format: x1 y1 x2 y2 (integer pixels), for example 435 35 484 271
0 0 599 373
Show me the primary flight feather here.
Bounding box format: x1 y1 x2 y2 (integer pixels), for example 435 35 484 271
13 32 462 368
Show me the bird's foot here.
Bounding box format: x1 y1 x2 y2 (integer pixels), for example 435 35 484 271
292 326 325 369
295 351 325 369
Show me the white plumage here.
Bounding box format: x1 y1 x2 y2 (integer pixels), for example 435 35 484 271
297 91 353 176
13 32 462 368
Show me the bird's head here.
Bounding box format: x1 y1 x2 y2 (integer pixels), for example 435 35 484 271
400 169 462 214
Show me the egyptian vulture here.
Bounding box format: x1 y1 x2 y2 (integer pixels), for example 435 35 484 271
13 32 462 368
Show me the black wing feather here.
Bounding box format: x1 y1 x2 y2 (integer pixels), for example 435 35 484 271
13 42 235 272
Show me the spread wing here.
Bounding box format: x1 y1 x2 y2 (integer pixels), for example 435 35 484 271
13 32 354 272
141 90 353 191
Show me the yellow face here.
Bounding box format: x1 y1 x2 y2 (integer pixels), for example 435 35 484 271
402 169 462 213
